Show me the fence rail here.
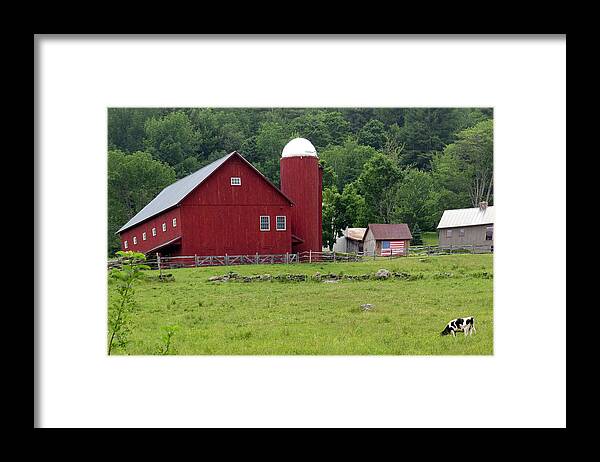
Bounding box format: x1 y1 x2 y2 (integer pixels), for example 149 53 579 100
107 245 492 270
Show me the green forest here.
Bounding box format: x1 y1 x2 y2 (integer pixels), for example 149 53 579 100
108 108 493 255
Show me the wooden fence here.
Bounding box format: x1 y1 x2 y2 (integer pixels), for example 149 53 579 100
107 245 492 270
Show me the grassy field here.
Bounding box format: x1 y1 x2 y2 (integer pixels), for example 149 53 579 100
421 231 439 246
108 254 493 355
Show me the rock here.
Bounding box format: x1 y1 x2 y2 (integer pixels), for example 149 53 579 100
375 269 391 279
208 276 222 282
360 303 374 311
323 280 339 283
260 274 272 281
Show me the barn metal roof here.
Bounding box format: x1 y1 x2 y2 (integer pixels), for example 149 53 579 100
117 153 236 233
366 223 413 240
437 205 495 229
344 227 367 241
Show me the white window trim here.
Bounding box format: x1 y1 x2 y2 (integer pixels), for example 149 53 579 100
162 223 167 232
446 229 452 238
124 240 128 249
230 177 241 186
260 215 270 231
276 215 286 231
152 227 156 236
142 232 147 241
133 236 137 245
172 218 177 227
459 228 465 237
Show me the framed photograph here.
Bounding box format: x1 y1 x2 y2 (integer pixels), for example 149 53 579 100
35 35 566 428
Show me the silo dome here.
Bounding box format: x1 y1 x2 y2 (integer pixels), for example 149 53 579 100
281 138 318 158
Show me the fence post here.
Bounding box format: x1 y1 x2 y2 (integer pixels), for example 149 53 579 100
309 250 312 263
256 252 259 264
157 253 162 276
285 252 289 264
225 253 229 266
333 252 336 262
194 254 198 267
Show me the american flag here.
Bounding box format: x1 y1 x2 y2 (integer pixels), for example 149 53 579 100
381 240 405 256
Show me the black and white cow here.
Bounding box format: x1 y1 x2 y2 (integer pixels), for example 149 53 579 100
441 316 476 337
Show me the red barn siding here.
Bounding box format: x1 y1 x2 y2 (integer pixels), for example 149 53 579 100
178 156 292 256
280 156 322 253
120 208 181 254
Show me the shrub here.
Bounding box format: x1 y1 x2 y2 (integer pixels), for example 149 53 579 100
107 251 150 355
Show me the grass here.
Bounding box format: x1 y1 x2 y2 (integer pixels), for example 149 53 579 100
421 231 439 246
108 254 493 355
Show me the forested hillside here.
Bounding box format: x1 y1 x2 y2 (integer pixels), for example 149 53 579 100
108 108 493 255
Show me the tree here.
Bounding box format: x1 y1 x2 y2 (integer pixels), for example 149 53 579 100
339 182 367 228
430 151 471 225
357 153 402 224
411 223 423 245
144 111 197 165
444 119 493 207
292 110 351 150
357 119 386 150
108 150 176 255
322 182 367 249
394 168 437 231
392 108 461 170
108 251 150 355
174 156 203 178
319 138 379 191
108 108 165 153
319 159 338 190
322 187 343 250
252 121 294 184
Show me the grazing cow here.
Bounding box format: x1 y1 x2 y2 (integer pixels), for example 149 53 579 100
441 316 476 337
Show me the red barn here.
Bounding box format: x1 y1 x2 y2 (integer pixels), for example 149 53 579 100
117 138 323 257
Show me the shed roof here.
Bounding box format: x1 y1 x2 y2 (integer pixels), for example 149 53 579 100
117 151 293 234
365 223 413 240
344 227 367 241
436 205 495 229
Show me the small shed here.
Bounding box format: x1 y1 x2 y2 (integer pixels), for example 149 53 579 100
333 227 366 253
363 223 412 256
437 202 494 250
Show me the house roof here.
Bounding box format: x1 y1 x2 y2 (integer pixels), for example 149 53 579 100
117 151 294 234
436 205 495 229
344 227 367 241
365 223 413 240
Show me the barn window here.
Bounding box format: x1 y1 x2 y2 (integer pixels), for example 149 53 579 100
446 229 452 238
276 216 286 231
172 218 177 227
260 216 270 231
486 225 494 240
230 177 241 186
142 232 147 241
459 228 465 237
133 236 137 245
124 240 128 249
162 223 167 232
152 227 156 237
